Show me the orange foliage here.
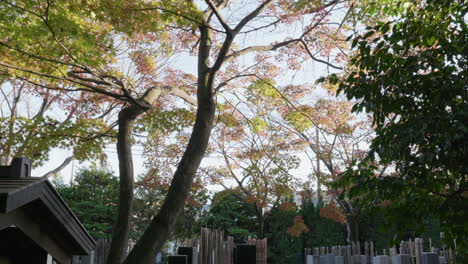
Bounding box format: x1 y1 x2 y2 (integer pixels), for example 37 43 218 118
279 202 297 212
319 202 346 224
287 216 310 237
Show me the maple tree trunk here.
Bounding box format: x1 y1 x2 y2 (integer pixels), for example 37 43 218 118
122 23 216 262
107 105 146 264
122 91 215 264
346 214 359 243
255 208 265 238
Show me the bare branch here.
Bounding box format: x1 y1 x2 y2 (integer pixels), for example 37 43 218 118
0 84 13 113
169 87 197 106
0 41 86 70
67 72 115 87
300 40 343 70
42 156 74 178
233 0 273 34
131 6 225 34
142 85 197 106
214 73 256 92
33 96 50 119
204 0 232 34
223 38 301 66
0 63 128 101
209 0 275 73
240 18 281 34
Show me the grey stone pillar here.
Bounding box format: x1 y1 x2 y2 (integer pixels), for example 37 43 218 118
421 252 439 264
392 255 412 264
373 255 389 264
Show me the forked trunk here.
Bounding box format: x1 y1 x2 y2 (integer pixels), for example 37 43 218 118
106 105 146 264
122 92 215 264
346 214 359 243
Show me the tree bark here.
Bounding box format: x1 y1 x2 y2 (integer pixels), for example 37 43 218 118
121 22 216 264
104 85 196 264
42 156 74 178
122 90 215 264
106 105 146 264
346 214 359 243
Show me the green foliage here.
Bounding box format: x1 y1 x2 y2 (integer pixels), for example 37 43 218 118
250 117 268 133
203 189 258 242
198 191 444 264
0 0 199 61
298 200 347 248
265 199 347 264
265 204 303 264
247 79 281 100
357 206 443 250
283 107 314 133
0 115 111 166
56 166 119 239
135 108 196 135
57 166 209 242
331 0 467 255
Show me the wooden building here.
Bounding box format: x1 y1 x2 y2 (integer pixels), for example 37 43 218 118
0 157 95 264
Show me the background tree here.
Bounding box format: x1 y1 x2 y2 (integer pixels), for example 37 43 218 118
203 189 258 241
0 80 113 172
213 71 376 242
329 0 467 256
205 99 303 238
132 170 209 249
1 1 200 262
56 166 119 239
278 88 375 242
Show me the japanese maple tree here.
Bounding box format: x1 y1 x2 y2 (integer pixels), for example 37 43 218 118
0 1 356 263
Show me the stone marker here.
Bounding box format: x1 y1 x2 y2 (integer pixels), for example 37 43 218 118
373 255 389 264
392 255 412 264
438 256 447 264
335 255 344 264
421 252 439 264
236 244 256 264
306 255 320 264
168 255 188 264
177 247 198 264
81 251 94 264
155 253 162 264
320 254 335 264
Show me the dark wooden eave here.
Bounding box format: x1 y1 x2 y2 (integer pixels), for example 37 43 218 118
0 176 96 255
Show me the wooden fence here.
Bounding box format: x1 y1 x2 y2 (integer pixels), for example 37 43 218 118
183 228 267 264
73 228 266 264
247 238 267 264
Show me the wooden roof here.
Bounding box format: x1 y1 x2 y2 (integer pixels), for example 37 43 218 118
0 176 96 255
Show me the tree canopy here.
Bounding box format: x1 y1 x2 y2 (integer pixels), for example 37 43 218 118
2 0 465 261
56 166 119 239
330 0 467 254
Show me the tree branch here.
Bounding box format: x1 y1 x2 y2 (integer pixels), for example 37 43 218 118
223 38 301 65
300 40 343 70
0 41 86 70
42 156 74 178
233 0 273 34
204 0 232 34
132 6 225 34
